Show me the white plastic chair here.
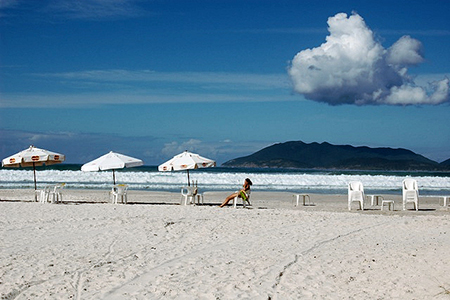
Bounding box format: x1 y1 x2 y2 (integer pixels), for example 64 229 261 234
232 190 251 208
49 183 65 203
348 181 365 211
181 186 194 205
402 178 419 211
180 186 203 205
111 184 128 204
36 186 51 203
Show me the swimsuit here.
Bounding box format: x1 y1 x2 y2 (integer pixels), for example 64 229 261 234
240 190 248 200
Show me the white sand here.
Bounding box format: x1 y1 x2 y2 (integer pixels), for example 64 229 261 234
1 189 449 299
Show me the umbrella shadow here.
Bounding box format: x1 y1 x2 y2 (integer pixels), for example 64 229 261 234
124 202 180 206
0 199 33 203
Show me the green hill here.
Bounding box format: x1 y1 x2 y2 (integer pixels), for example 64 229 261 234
223 141 445 171
440 158 450 167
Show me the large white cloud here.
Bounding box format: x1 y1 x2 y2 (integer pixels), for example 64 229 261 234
288 12 449 105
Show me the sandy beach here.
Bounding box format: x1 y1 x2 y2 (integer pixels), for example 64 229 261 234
1 189 449 299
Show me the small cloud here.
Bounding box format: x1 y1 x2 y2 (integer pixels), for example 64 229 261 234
1 70 291 108
0 129 158 164
36 69 289 89
386 35 424 66
45 0 146 20
380 29 450 37
288 12 450 106
0 0 19 17
0 130 268 165
160 139 269 164
161 139 212 157
0 0 18 10
383 78 449 105
0 0 147 21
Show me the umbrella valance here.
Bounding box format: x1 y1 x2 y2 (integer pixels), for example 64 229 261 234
2 145 65 196
158 150 216 185
158 151 216 171
81 151 144 184
2 145 65 168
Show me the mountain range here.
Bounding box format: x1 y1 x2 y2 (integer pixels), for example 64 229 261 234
222 141 449 171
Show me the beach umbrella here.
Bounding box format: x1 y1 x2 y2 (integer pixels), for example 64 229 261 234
1 145 65 192
158 150 216 186
81 151 144 185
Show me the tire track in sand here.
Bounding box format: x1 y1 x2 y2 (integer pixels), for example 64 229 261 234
75 238 118 300
101 217 391 299
267 219 392 300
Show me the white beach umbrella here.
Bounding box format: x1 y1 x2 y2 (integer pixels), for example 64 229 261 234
81 151 144 184
2 145 65 192
158 150 216 186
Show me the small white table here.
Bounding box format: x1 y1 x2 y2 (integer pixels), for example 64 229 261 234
381 200 394 211
422 195 450 207
293 194 312 206
367 195 384 206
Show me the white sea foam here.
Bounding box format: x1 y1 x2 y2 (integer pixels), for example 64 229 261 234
1 169 449 194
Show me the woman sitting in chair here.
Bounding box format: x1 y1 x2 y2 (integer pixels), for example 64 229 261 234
219 178 252 207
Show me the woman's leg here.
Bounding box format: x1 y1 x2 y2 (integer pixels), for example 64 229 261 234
219 192 239 207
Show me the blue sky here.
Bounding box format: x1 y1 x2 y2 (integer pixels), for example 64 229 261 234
1 0 449 165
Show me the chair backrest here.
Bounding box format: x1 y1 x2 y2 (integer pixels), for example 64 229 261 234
348 181 364 193
52 183 65 193
114 184 128 194
403 178 417 192
181 186 197 196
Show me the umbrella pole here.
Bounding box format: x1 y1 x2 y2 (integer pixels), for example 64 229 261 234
33 162 37 201
113 169 116 185
187 169 190 186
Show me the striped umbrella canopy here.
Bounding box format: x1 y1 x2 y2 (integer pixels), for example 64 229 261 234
158 150 216 186
2 145 65 192
81 151 144 185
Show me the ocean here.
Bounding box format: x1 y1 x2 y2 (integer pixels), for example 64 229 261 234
1 164 449 195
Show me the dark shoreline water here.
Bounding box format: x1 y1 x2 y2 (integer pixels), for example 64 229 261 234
4 164 450 178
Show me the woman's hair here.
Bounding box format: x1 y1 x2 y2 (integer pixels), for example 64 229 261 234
245 178 253 185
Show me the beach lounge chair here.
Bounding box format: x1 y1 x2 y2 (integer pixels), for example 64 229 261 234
348 181 365 211
402 178 419 211
232 190 251 208
111 184 128 204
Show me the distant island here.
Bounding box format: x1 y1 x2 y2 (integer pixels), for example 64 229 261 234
222 141 450 171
